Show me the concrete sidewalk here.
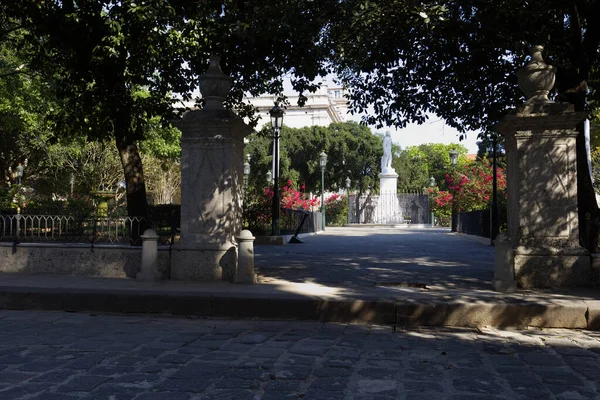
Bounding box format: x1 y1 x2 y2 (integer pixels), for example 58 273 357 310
0 227 599 329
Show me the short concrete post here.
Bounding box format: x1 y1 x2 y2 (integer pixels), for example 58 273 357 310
493 233 517 292
137 228 161 282
234 230 257 284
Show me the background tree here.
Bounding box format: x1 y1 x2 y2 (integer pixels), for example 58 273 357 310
392 143 469 192
5 0 197 218
39 139 124 197
0 17 54 189
245 122 382 200
139 118 182 205
4 0 342 218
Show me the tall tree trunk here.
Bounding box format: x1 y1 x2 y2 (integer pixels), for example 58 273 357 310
115 127 148 243
115 130 148 217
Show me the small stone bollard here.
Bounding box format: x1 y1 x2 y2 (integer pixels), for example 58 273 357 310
137 228 162 282
492 233 517 292
234 230 257 284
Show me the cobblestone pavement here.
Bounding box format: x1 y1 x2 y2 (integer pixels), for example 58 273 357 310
255 228 495 290
1 310 599 400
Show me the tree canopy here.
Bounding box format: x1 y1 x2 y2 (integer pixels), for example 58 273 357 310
3 0 600 246
328 0 600 133
392 143 469 192
2 0 339 217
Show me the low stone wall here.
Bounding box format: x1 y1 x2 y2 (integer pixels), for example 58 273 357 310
0 243 170 279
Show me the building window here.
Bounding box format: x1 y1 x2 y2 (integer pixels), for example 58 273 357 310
334 90 341 99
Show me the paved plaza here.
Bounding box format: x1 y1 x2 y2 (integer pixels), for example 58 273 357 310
0 228 599 399
0 226 599 329
255 227 495 290
0 309 599 399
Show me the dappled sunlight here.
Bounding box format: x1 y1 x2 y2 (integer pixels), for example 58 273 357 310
258 278 348 299
255 227 495 291
376 258 468 267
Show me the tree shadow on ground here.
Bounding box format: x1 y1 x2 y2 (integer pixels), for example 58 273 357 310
254 227 495 291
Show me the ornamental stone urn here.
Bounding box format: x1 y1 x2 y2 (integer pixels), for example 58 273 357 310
198 55 231 111
516 45 556 104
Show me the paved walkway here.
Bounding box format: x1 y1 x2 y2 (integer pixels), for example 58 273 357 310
256 227 494 290
0 226 599 329
0 309 599 400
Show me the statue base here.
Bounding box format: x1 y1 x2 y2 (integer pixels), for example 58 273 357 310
379 168 398 194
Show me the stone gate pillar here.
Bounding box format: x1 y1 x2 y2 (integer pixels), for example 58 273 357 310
171 56 252 281
496 46 589 288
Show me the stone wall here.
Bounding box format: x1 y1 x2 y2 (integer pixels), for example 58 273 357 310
0 243 170 279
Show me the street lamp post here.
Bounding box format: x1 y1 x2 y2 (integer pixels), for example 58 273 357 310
15 163 24 185
243 160 250 198
449 149 458 232
266 170 272 185
345 177 351 225
319 151 327 231
429 176 436 226
270 104 284 236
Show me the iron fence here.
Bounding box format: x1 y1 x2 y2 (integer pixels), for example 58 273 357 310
0 214 177 245
349 193 430 224
280 209 320 235
455 210 491 238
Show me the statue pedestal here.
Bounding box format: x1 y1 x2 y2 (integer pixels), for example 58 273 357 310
379 168 398 193
171 57 252 281
377 168 402 223
497 103 589 288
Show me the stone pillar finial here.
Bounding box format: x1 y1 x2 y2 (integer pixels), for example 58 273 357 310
517 45 556 104
199 55 232 111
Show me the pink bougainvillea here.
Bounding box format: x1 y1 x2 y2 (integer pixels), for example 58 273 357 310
429 158 507 226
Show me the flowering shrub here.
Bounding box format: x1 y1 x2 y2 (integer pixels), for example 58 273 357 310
277 180 320 211
325 193 348 227
429 158 507 227
243 179 320 234
447 159 507 213
428 186 452 226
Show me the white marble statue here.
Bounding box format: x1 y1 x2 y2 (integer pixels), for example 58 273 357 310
381 131 392 171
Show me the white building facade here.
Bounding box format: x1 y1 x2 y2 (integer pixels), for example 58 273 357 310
246 84 349 131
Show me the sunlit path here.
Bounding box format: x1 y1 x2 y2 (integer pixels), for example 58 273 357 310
254 227 494 291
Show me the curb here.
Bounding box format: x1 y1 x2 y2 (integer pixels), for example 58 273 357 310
0 286 595 329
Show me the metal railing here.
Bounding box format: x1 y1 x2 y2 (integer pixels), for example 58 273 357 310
455 210 491 237
280 209 320 235
0 214 174 245
349 193 431 224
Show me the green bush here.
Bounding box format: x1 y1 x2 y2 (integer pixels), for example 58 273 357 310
325 194 348 227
